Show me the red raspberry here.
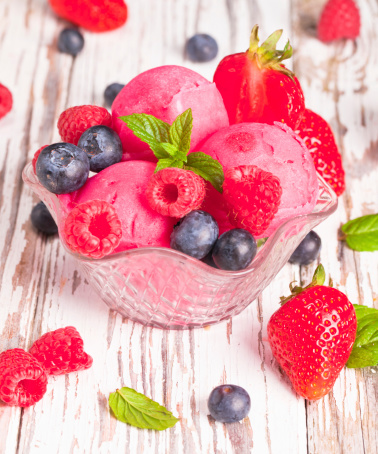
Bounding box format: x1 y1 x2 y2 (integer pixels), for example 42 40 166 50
29 327 93 376
48 0 127 33
58 105 112 145
146 168 206 218
64 200 122 258
0 349 48 407
0 83 13 120
223 165 282 236
32 145 48 173
318 0 360 43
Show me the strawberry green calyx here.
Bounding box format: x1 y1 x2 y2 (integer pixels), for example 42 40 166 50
248 25 295 80
280 264 326 305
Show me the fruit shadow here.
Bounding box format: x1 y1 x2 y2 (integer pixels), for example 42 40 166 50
232 304 297 397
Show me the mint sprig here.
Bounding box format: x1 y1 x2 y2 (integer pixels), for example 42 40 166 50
120 109 224 192
346 304 378 368
169 108 192 155
109 387 179 431
341 214 378 252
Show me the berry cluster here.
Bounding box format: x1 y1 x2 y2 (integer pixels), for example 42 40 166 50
0 327 92 407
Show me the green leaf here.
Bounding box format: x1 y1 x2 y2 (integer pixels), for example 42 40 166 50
109 387 179 431
154 158 176 173
158 142 180 158
341 214 378 252
184 152 224 193
119 114 171 159
257 238 268 248
346 305 378 368
169 108 193 156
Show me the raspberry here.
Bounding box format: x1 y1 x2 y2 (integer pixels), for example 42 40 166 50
0 349 48 407
223 165 282 236
29 327 93 376
146 168 206 218
48 0 127 33
0 83 13 120
318 0 360 43
58 105 112 146
64 200 122 258
32 145 48 173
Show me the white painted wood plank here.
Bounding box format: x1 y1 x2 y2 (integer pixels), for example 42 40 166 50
0 0 377 453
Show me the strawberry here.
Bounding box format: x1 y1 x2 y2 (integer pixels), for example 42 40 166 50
213 25 305 130
267 265 357 400
48 0 127 33
318 0 360 43
296 109 345 196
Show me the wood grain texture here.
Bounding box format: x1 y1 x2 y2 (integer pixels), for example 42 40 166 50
0 0 377 453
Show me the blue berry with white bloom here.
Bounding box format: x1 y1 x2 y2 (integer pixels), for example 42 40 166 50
78 125 123 173
208 385 251 423
212 229 257 271
186 34 218 62
58 28 84 57
170 210 219 259
36 142 89 194
104 83 125 107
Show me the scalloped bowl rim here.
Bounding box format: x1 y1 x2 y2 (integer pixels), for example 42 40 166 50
22 161 338 277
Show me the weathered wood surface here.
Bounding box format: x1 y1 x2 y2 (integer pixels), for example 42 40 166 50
0 0 377 452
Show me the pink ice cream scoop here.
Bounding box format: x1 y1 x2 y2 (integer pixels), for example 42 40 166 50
112 65 229 162
198 122 319 237
58 161 177 252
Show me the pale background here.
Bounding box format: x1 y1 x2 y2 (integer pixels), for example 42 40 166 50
0 0 377 453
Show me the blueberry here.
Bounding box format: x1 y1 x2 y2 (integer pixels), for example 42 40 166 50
208 385 251 423
36 143 89 194
78 125 123 173
104 83 125 107
58 28 84 57
289 230 322 266
212 229 257 271
170 210 219 259
31 202 58 235
185 34 218 62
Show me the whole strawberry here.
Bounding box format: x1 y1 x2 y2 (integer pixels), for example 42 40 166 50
29 326 93 375
318 0 360 43
296 109 345 196
213 25 305 130
268 265 357 400
49 0 127 33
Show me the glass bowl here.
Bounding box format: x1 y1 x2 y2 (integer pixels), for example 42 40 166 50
23 162 337 329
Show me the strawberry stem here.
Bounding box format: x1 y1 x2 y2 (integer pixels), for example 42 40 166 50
280 264 326 305
248 25 295 80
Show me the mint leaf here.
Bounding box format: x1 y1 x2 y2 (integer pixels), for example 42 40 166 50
257 238 268 247
109 387 179 431
169 108 193 156
119 114 171 159
185 152 224 193
155 158 184 173
346 304 378 368
341 214 378 252
120 110 225 192
158 142 179 158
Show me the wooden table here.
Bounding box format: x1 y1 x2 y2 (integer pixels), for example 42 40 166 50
1 0 377 452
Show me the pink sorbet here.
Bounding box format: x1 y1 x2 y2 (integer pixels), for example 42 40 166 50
112 65 229 161
198 122 319 237
58 161 177 252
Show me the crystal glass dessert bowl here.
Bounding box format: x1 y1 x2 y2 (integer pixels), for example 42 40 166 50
23 162 337 330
